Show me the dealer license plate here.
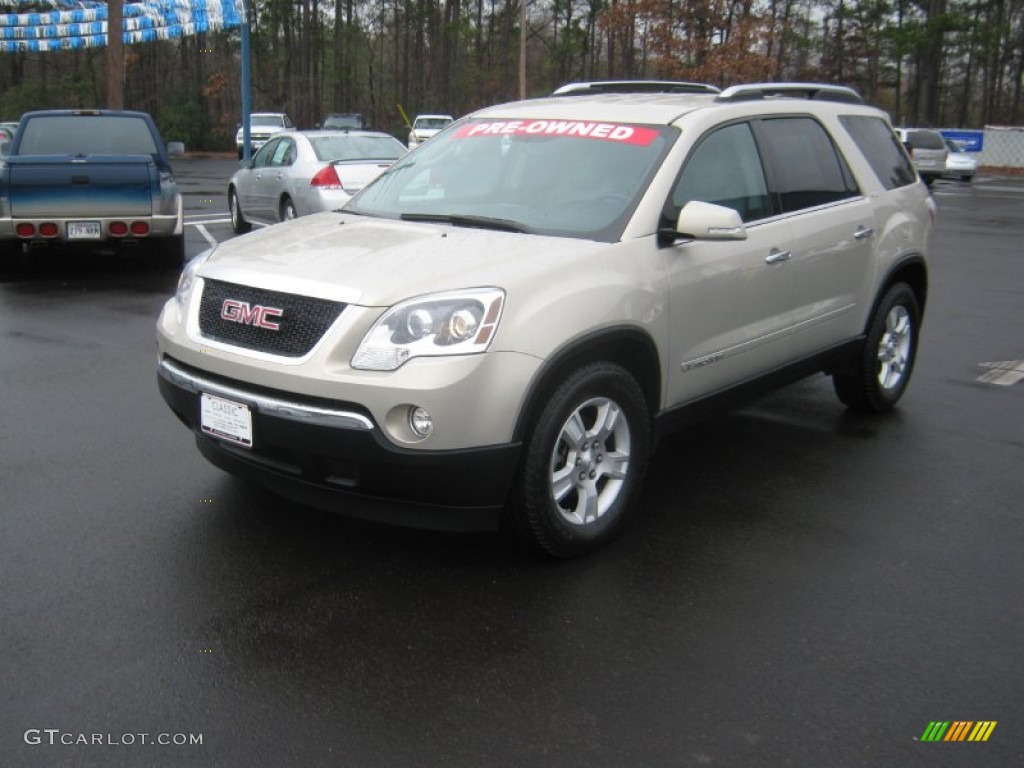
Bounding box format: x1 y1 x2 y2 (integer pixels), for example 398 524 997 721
67 221 102 240
200 393 253 448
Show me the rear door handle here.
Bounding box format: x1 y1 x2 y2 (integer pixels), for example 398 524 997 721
854 226 875 240
765 248 791 265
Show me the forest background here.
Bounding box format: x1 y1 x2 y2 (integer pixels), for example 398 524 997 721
1 0 1023 151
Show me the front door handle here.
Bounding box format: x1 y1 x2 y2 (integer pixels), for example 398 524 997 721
854 226 875 240
765 248 791 265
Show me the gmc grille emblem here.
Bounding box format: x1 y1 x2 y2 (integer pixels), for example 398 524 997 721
220 299 284 330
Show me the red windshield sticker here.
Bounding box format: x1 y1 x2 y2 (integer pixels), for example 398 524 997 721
454 120 660 146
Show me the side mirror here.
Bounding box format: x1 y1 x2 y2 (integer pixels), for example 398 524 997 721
167 141 185 157
673 201 747 241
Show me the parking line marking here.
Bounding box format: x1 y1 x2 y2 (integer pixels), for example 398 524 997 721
195 224 218 246
977 360 1024 386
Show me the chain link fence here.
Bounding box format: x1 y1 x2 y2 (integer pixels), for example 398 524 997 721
977 128 1024 169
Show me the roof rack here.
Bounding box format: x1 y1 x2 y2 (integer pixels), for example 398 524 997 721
552 80 722 96
716 83 864 105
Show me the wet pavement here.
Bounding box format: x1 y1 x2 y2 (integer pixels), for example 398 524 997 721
2 166 1022 766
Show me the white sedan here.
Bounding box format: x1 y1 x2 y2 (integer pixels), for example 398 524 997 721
943 138 978 182
228 130 406 233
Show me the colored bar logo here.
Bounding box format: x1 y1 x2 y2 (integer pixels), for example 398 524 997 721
920 721 997 742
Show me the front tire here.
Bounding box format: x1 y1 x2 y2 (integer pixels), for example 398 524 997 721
508 362 650 558
833 282 921 413
229 188 252 235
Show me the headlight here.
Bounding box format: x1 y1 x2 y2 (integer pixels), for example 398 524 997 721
175 247 213 316
352 288 505 371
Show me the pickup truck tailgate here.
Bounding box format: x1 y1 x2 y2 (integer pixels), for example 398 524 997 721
6 155 156 218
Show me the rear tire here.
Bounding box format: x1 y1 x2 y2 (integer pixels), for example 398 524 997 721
833 283 920 413
0 240 25 272
229 188 252 235
280 196 297 222
156 234 185 269
507 362 650 558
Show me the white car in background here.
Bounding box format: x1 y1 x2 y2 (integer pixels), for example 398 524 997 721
228 130 406 232
235 112 294 159
943 138 978 181
408 114 454 148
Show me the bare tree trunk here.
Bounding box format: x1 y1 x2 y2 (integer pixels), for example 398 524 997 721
106 1 124 109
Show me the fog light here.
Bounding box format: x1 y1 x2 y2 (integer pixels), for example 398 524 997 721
409 406 433 438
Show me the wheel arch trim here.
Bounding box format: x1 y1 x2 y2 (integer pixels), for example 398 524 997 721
510 325 662 443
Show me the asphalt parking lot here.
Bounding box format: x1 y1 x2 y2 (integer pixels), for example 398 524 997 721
1 164 1022 767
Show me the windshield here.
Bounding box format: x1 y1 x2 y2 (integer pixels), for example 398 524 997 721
414 117 452 130
348 117 675 241
252 115 286 127
324 115 364 129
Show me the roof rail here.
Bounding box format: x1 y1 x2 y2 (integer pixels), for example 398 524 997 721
716 83 864 105
552 80 722 96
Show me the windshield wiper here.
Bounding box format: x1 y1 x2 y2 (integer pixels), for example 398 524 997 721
400 213 532 233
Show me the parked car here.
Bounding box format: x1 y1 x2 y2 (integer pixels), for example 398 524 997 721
407 114 454 148
943 138 978 181
228 129 406 232
2 109 185 266
159 81 934 557
321 113 366 131
235 112 294 159
894 127 948 186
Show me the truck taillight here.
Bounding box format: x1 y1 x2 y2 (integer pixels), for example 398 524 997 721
310 165 343 190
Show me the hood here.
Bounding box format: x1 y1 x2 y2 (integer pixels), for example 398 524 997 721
199 213 601 307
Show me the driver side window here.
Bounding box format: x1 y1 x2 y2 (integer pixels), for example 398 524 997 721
670 122 770 223
252 139 278 168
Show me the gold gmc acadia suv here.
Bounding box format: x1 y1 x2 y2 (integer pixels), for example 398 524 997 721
158 82 935 557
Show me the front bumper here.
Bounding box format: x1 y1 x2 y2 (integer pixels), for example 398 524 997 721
158 356 519 531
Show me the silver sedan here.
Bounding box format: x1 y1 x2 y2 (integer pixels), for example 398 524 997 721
228 130 406 233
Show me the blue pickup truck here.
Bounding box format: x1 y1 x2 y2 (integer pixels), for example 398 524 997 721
0 109 185 266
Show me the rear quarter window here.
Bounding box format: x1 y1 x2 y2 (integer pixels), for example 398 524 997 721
839 116 918 190
755 116 859 213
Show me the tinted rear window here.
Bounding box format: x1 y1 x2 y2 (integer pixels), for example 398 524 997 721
906 130 946 150
18 115 158 155
840 116 917 190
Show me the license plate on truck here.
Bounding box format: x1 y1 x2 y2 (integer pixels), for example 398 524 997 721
200 393 253 448
67 221 101 239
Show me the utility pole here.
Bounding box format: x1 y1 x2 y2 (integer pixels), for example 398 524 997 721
518 0 526 99
106 1 124 109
